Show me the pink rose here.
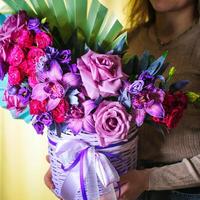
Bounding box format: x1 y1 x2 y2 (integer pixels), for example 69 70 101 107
27 47 45 69
28 74 39 88
12 28 34 48
8 66 23 85
93 101 132 146
19 60 34 76
7 45 24 66
77 50 124 99
35 32 53 49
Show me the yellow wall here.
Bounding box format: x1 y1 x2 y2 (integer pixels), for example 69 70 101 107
0 0 129 200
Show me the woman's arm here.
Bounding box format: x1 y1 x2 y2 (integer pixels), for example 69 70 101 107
118 154 200 200
148 154 200 190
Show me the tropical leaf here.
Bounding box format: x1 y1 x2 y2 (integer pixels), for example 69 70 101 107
147 51 168 76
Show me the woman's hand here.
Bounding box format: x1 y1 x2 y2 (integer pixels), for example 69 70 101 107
44 156 63 200
44 155 55 190
117 169 151 200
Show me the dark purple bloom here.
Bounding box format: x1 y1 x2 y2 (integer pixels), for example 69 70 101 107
45 46 59 59
28 18 41 33
37 112 53 127
0 58 7 80
58 49 71 64
8 85 20 95
33 121 44 134
129 80 144 94
138 71 155 86
18 87 31 105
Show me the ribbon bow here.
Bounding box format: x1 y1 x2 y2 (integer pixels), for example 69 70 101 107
55 138 120 200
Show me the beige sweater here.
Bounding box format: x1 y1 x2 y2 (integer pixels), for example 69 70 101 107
128 24 200 190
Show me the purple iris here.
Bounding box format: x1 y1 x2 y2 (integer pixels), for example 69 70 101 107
31 60 81 111
129 80 144 94
132 85 165 126
28 18 41 33
33 121 44 135
58 49 71 64
138 71 155 86
36 112 53 127
18 87 31 105
0 58 7 80
45 46 59 59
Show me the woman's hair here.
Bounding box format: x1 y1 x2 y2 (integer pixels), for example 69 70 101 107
127 0 200 29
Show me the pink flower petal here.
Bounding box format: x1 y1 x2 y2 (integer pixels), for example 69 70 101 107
31 83 48 101
48 60 63 81
46 98 61 111
146 103 165 118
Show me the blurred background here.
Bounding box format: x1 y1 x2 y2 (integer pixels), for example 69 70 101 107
0 0 129 199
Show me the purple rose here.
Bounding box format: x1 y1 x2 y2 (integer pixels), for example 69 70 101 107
129 80 144 94
93 101 132 146
77 50 124 99
37 112 53 127
0 57 8 80
28 18 41 33
33 121 44 135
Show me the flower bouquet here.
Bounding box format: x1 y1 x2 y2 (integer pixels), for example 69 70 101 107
0 0 199 200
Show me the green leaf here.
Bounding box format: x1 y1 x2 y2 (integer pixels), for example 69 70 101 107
41 17 47 24
2 0 20 12
111 32 128 54
47 0 72 41
186 92 200 103
87 0 108 45
97 17 123 49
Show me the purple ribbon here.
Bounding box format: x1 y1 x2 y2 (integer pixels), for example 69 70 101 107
60 147 89 200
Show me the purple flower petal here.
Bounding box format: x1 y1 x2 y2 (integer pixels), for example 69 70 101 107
146 103 165 118
133 109 146 127
67 119 83 135
63 72 82 87
82 115 95 133
31 83 48 101
48 60 63 81
46 98 61 111
82 100 97 116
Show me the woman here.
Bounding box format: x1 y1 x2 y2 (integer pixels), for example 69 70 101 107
44 0 200 199
118 0 200 199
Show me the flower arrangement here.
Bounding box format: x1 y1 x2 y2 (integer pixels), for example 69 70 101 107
0 0 199 199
